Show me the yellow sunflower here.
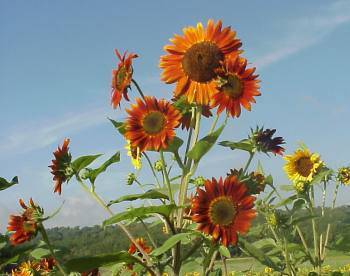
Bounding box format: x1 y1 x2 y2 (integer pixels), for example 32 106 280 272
160 19 242 105
284 147 323 183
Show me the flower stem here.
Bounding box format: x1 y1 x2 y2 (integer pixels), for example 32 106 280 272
131 78 146 100
209 114 220 134
76 176 156 273
243 152 255 175
39 223 67 276
160 150 174 203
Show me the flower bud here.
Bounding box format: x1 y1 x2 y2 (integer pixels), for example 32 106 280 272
126 173 136 185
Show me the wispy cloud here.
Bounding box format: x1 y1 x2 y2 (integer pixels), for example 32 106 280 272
255 0 350 68
0 105 116 156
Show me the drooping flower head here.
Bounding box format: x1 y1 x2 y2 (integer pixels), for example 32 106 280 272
7 199 43 245
212 55 260 117
250 127 285 156
125 96 181 152
49 138 72 195
128 238 152 256
284 147 324 183
125 140 142 170
337 167 350 186
191 176 256 246
111 49 138 108
160 19 242 105
172 96 212 130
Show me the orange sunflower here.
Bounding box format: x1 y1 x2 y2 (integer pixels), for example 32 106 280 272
160 19 242 105
125 96 181 152
49 138 72 195
7 199 42 245
111 49 138 108
191 176 256 246
211 55 260 117
128 237 152 256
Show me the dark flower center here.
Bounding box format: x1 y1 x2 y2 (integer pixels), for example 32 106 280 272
209 196 236 226
295 157 313 177
222 74 243 99
142 111 166 134
182 42 223 82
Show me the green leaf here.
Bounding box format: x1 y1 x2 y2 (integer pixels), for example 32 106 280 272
309 167 333 185
107 189 169 206
87 152 121 184
163 137 183 153
103 204 176 226
187 124 225 163
219 139 254 153
72 154 102 173
64 251 139 272
30 248 51 259
108 118 126 135
275 194 297 208
152 232 197 256
280 184 295 192
239 237 282 271
0 176 18 191
218 246 231 258
252 238 277 252
290 215 318 226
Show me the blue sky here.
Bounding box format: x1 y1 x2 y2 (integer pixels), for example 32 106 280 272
1 0 350 230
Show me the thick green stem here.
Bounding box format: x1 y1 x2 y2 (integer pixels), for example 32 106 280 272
131 79 146 100
209 114 219 134
39 224 67 276
221 254 228 276
309 187 320 270
174 151 185 171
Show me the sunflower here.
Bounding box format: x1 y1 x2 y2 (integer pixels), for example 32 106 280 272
125 140 142 170
128 237 152 256
111 49 138 108
160 19 242 105
125 96 181 152
12 261 39 276
211 55 260 117
49 138 72 195
7 199 42 245
191 176 256 246
38 258 56 274
251 127 285 156
337 167 350 186
284 147 324 183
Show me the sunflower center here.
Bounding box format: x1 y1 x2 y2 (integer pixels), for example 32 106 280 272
222 74 243 99
295 157 313 177
209 196 236 226
142 111 166 134
182 42 223 82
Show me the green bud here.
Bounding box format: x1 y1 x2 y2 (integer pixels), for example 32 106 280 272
127 173 136 185
154 160 165 172
193 176 205 187
80 168 92 180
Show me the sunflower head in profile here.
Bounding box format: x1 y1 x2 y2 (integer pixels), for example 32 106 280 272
125 140 142 170
191 176 256 246
125 96 181 152
250 127 285 156
111 49 138 108
160 19 242 105
284 147 324 183
7 199 43 245
49 138 73 195
211 55 260 117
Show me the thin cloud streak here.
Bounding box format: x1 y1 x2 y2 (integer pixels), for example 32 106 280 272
255 0 350 68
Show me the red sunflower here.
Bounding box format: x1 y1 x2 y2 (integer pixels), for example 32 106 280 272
191 176 256 246
125 96 181 152
111 49 138 108
212 55 260 117
160 19 242 105
49 138 72 195
128 238 152 256
7 199 42 245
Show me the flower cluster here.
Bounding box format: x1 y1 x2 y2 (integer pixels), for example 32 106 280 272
11 258 56 275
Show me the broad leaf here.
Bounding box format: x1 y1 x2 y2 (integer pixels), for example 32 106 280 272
219 246 231 258
107 189 169 206
239 237 282 271
187 124 225 163
64 252 138 272
103 205 176 226
30 248 51 259
309 167 333 185
280 184 295 192
0 176 18 191
108 118 126 135
275 195 297 208
152 232 197 256
87 152 120 184
163 137 183 153
72 154 102 173
219 139 254 153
